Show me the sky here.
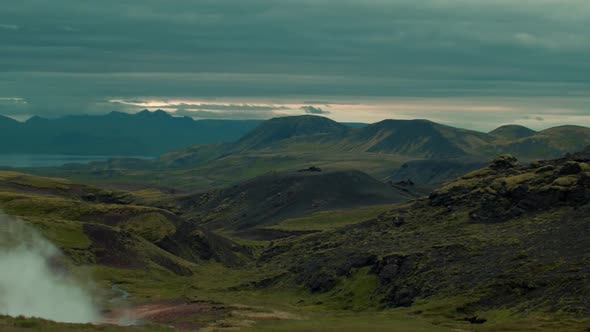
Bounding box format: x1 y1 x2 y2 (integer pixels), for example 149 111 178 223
1 0 590 131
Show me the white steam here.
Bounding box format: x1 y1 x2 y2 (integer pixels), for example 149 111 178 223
0 213 99 323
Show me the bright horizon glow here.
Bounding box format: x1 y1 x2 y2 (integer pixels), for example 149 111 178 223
107 97 590 131
5 95 588 132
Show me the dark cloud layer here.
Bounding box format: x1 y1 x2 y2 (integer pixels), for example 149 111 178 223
1 0 590 126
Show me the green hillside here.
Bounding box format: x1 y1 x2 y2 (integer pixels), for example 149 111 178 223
254 151 590 330
2 147 590 330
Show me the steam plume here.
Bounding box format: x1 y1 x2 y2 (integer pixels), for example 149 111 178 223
0 213 99 323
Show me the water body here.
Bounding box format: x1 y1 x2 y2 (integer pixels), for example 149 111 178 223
0 154 153 168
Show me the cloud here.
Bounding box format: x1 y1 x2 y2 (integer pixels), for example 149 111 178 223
112 100 293 119
1 1 590 126
301 105 330 115
172 109 274 120
172 103 291 112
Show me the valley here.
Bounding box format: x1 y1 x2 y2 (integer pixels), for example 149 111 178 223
1 117 590 330
5 1 590 330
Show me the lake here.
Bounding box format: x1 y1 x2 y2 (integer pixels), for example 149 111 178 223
0 154 154 168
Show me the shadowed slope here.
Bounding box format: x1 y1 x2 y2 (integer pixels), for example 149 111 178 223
177 169 417 236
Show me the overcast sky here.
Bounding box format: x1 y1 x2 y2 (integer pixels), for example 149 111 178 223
1 0 590 130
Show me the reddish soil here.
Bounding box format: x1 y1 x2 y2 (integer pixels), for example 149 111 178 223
102 299 229 331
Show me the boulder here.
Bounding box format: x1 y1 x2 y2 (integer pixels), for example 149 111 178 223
491 155 518 170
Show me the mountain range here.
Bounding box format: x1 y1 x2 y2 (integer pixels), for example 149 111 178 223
0 110 264 156
3 111 590 161
163 115 590 165
8 112 590 194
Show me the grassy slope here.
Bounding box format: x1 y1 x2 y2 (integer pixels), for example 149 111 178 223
253 155 590 331
0 171 457 331
268 204 394 232
10 116 590 195
0 173 448 331
23 149 411 193
2 165 590 331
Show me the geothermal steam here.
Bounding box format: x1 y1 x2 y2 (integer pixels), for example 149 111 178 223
0 213 99 323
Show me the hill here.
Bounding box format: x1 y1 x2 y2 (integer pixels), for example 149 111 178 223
235 115 348 150
148 117 590 192
164 116 590 162
177 169 418 239
255 150 590 328
0 115 19 126
0 171 248 268
343 119 492 158
496 125 590 159
3 153 590 330
489 124 536 140
386 158 489 186
0 110 263 156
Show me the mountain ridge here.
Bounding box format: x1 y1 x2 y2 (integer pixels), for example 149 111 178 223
164 115 590 165
0 110 265 156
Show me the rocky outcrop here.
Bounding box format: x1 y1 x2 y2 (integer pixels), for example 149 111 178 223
429 152 590 223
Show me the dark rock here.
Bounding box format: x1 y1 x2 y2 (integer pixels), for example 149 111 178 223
303 272 337 293
491 155 518 170
383 286 419 307
392 179 415 187
464 316 487 324
372 254 406 284
535 165 555 174
392 216 405 227
298 166 322 172
559 161 583 175
569 145 590 161
335 255 377 276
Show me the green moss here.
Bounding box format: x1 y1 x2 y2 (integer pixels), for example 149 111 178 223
495 172 538 190
26 217 91 249
234 309 452 332
269 205 393 232
123 212 176 243
0 192 174 232
552 176 578 187
0 171 73 189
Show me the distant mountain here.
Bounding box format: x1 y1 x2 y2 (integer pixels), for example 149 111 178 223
182 116 590 161
151 116 590 192
489 124 536 140
162 116 496 165
343 119 492 158
0 115 19 126
0 110 264 156
235 115 348 150
494 125 590 159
